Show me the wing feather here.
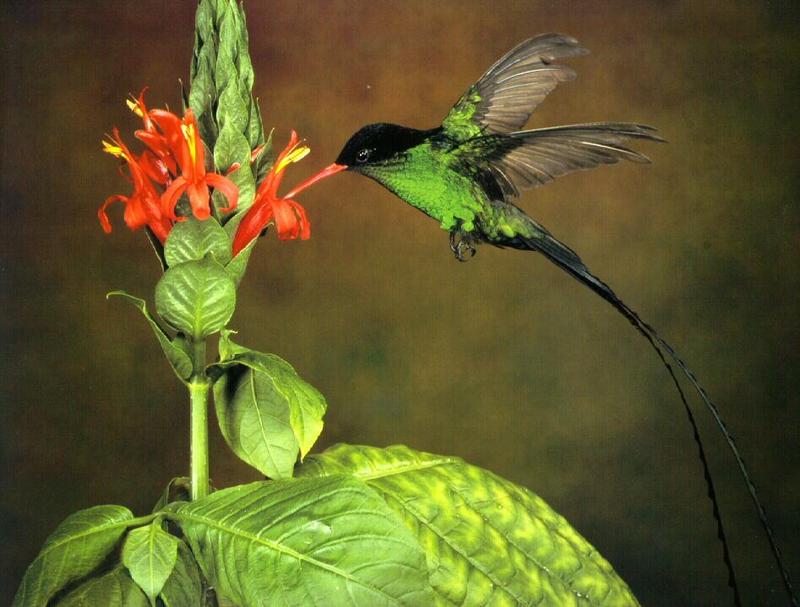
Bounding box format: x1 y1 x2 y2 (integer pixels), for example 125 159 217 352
456 123 664 195
442 34 588 140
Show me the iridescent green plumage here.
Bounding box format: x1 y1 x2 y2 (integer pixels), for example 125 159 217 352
358 141 485 232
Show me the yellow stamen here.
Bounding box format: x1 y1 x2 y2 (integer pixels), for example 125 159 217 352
126 97 144 117
182 123 197 164
276 145 310 173
102 139 127 159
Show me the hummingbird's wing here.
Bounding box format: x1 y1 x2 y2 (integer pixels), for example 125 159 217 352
456 123 664 199
441 34 587 141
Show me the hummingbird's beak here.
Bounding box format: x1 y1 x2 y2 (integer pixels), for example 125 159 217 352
285 163 348 198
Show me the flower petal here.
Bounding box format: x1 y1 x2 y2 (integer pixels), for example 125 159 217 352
137 151 170 185
288 200 311 240
97 195 127 233
149 109 188 171
161 176 188 220
187 181 211 220
123 193 150 229
272 198 301 239
232 203 274 257
148 218 171 244
205 173 239 213
134 129 175 172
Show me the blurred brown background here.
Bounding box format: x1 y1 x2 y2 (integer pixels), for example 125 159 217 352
1 1 798 605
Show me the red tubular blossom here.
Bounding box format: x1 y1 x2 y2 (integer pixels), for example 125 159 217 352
150 108 238 220
100 90 240 241
99 129 171 242
232 132 316 256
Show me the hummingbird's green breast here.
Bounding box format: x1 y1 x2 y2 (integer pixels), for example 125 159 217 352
360 142 485 233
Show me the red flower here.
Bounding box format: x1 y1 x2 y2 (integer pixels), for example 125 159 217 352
232 132 347 256
102 91 347 253
98 129 172 243
100 90 240 241
231 132 309 255
153 108 238 221
127 89 177 183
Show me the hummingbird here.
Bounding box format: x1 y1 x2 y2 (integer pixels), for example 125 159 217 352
291 34 795 605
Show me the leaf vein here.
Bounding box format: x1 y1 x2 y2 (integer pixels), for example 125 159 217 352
171 511 404 604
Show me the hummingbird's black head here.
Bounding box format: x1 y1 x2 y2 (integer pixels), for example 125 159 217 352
335 123 437 169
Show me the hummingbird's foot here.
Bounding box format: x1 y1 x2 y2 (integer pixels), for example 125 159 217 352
449 230 459 254
450 230 477 262
456 241 476 262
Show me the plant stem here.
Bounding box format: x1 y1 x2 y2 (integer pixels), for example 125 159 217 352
189 339 209 501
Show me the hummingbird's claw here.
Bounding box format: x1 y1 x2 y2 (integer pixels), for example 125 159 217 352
456 240 476 262
450 229 477 262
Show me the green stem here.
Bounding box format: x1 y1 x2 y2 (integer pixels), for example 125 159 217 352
189 339 209 501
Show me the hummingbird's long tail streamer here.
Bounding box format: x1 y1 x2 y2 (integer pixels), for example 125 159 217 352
512 229 797 607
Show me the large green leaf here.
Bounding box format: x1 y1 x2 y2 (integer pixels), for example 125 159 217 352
54 567 148 607
167 477 433 606
121 520 179 603
159 541 204 607
154 256 236 339
107 292 193 381
13 505 136 607
298 444 640 607
164 217 232 268
211 343 326 479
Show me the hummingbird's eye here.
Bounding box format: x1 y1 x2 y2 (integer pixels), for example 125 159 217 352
356 148 372 163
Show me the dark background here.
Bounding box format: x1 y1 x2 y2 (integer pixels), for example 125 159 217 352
2 1 798 605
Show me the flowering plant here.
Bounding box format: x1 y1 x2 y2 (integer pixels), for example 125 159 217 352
13 2 640 606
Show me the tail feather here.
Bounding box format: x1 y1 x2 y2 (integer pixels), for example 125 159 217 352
506 227 796 606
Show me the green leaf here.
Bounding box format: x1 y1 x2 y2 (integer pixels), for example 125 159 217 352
213 125 256 217
237 351 326 459
247 100 268 156
154 257 236 339
213 125 251 175
159 541 204 607
107 292 193 381
54 567 148 607
298 444 640 607
217 84 249 134
167 477 433 606
13 505 135 607
164 217 232 267
216 328 243 361
144 226 168 272
190 3 220 146
121 520 179 603
224 238 255 287
152 477 191 514
211 344 327 478
223 337 325 426
212 362 297 479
